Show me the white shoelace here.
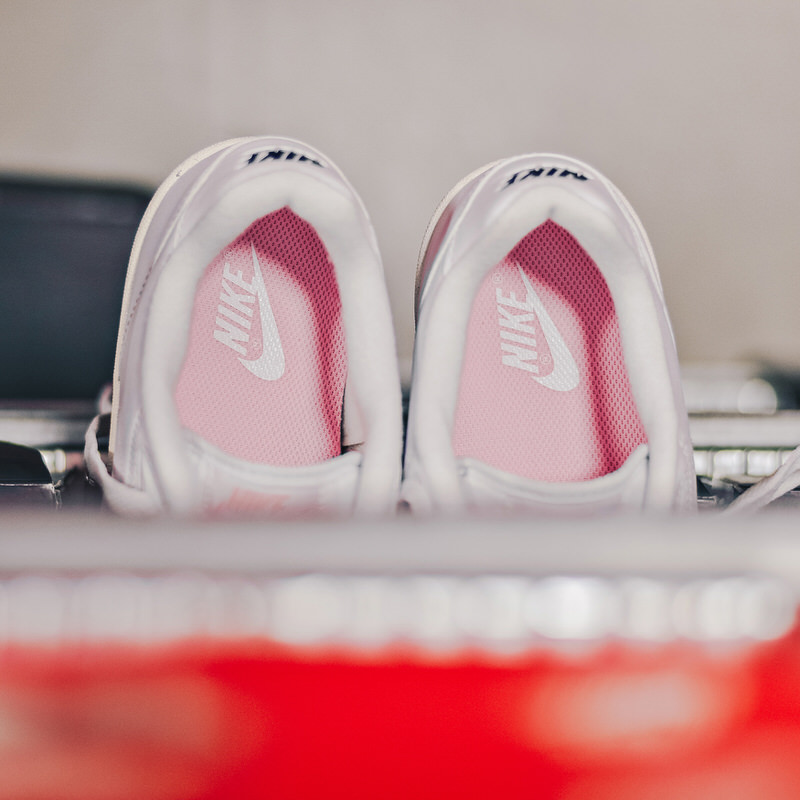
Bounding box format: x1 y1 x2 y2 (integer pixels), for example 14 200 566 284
725 445 800 513
84 414 160 517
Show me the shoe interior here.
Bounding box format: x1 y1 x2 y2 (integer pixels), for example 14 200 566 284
452 219 647 483
174 207 346 467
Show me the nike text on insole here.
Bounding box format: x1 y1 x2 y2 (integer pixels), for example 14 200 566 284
213 245 286 380
495 266 580 391
497 287 540 373
214 264 256 356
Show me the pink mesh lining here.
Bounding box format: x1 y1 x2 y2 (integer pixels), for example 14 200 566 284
452 220 647 482
174 207 346 467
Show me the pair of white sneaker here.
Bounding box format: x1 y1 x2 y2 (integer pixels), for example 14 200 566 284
84 136 698 517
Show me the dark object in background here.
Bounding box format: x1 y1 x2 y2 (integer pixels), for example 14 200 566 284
0 440 57 506
0 176 151 400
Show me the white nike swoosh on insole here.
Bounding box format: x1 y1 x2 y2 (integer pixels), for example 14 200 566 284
518 266 580 392
239 244 286 381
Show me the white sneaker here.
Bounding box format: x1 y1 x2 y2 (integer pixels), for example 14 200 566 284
85 137 402 517
402 154 696 514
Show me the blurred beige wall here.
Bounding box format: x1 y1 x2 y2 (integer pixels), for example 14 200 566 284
1 0 798 373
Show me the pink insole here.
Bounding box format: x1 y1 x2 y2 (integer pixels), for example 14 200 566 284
452 220 647 482
175 207 346 467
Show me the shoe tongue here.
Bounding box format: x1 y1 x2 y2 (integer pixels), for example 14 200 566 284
183 431 361 518
458 444 649 516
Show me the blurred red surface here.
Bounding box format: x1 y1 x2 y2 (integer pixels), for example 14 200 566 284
0 630 799 799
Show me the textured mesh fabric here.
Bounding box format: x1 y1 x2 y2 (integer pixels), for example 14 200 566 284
174 207 347 467
452 220 647 482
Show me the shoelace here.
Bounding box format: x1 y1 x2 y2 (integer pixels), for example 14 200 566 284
84 414 160 517
725 445 800 513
